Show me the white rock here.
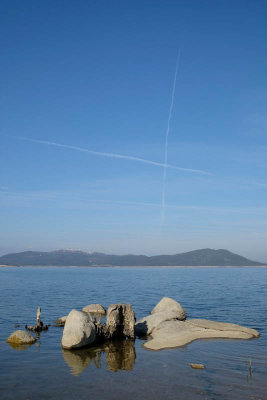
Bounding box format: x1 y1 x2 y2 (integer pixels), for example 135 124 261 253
143 319 260 351
61 310 96 349
151 297 186 320
6 330 36 345
135 311 181 336
82 304 106 315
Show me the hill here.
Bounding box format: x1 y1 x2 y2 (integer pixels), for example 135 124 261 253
0 248 264 266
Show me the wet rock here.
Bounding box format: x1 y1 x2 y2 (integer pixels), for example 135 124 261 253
55 316 67 326
190 363 205 369
82 304 106 315
62 309 96 349
102 304 135 339
143 319 260 351
6 330 36 345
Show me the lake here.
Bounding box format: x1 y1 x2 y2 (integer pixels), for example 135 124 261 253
0 266 266 400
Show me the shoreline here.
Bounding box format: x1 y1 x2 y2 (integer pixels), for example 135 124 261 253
1 264 267 268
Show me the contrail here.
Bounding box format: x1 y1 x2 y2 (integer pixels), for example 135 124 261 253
12 136 210 175
160 51 181 230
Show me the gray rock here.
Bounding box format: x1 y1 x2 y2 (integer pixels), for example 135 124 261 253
103 303 135 339
143 319 260 351
135 297 186 336
82 304 106 315
151 297 186 320
135 311 182 336
6 330 36 345
55 316 68 326
61 310 96 349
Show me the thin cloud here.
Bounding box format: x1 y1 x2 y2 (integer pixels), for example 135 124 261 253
12 136 211 175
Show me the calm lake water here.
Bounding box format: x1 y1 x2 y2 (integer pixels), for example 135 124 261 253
0 266 267 400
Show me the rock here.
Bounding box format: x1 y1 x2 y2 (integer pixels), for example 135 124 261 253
82 304 106 315
61 310 97 349
135 311 182 336
190 363 205 369
143 319 260 351
151 297 186 320
102 303 135 339
55 316 68 326
135 297 186 336
6 330 36 345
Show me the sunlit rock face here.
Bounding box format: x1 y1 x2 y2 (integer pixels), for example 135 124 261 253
61 310 96 349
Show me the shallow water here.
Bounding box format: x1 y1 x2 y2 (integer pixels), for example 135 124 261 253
0 266 267 400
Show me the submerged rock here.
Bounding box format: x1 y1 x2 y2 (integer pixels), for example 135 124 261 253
143 319 260 351
135 297 186 336
6 330 36 345
61 310 97 349
82 304 106 315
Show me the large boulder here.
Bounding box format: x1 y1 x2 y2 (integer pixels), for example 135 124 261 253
82 304 106 315
61 310 97 349
151 297 186 319
135 297 186 336
6 330 36 345
143 319 260 351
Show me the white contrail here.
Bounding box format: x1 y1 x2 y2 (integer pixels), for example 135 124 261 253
12 136 210 175
161 51 181 229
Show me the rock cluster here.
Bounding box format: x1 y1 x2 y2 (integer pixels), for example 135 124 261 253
134 297 260 351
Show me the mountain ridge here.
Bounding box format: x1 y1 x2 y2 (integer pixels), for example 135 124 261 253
0 248 265 266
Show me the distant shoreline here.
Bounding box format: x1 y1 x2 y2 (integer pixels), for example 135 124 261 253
1 264 267 268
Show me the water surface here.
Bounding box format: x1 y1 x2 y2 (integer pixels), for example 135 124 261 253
0 266 266 400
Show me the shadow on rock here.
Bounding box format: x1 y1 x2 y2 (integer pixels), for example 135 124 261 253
62 339 136 376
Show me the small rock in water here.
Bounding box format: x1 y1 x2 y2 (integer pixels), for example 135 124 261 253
82 304 106 315
6 330 36 345
55 316 67 326
189 363 205 369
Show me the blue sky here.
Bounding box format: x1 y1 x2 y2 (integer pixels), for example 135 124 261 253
1 0 267 261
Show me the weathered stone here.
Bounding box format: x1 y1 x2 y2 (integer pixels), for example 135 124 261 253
143 319 260 351
151 297 186 320
55 316 67 326
82 304 106 315
135 311 182 336
103 303 135 339
62 310 97 349
135 297 186 336
6 330 36 345
190 363 205 369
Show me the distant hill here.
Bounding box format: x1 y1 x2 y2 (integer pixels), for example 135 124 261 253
0 248 264 266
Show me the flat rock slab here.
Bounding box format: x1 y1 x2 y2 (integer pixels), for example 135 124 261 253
143 319 260 351
6 330 36 345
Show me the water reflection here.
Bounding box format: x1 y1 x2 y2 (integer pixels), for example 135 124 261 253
62 339 136 376
6 342 35 351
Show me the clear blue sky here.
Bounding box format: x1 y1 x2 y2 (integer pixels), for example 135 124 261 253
1 0 267 261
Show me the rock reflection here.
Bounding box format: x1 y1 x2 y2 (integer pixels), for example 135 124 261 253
62 339 136 376
7 342 34 351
